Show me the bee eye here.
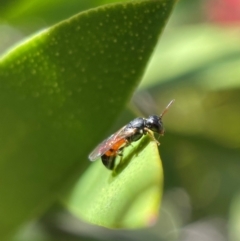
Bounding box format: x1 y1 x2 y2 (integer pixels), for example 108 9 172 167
146 115 163 133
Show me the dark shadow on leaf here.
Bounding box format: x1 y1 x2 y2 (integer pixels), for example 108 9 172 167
111 136 151 177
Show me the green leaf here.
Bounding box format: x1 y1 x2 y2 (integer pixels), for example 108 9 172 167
65 135 163 228
229 193 240 241
0 0 129 28
140 25 240 90
0 0 176 238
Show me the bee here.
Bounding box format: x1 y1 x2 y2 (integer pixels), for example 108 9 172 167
88 100 174 170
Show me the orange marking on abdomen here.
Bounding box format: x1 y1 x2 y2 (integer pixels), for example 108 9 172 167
104 138 127 156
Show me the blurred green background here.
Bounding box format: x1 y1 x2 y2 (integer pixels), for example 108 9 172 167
1 0 240 240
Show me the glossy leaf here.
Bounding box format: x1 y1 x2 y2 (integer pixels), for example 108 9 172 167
65 136 163 228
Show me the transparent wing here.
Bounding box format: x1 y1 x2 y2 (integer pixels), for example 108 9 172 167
88 125 137 161
88 126 126 161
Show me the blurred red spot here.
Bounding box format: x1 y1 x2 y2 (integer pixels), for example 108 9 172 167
205 0 240 25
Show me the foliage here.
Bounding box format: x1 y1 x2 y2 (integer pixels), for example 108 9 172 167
1 0 240 240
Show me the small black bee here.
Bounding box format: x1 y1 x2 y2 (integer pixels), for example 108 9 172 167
89 100 174 169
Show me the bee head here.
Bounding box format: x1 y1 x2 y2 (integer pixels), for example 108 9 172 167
145 115 164 135
145 99 175 135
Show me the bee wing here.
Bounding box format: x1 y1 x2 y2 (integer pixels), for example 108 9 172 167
88 125 137 161
88 126 126 161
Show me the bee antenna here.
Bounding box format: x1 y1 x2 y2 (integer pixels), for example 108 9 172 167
159 99 175 118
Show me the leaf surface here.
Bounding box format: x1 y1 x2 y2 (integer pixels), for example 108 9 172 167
66 136 163 228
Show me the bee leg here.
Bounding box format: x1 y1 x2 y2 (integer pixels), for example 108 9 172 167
117 146 125 156
116 147 125 168
125 139 134 148
101 154 116 170
144 128 160 146
117 149 123 156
